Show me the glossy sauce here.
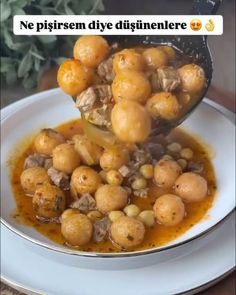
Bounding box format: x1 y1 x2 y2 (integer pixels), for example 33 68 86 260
11 119 216 252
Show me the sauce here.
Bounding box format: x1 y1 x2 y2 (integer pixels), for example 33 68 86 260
11 119 216 252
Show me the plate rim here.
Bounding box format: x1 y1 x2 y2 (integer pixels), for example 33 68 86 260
0 90 235 258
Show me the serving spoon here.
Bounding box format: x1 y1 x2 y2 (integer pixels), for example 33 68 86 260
106 0 221 137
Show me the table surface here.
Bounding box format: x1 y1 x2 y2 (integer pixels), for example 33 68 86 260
1 83 235 295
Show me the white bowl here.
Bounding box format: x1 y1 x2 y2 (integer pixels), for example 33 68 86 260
1 89 235 269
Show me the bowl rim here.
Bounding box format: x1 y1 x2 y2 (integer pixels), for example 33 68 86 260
1 92 235 258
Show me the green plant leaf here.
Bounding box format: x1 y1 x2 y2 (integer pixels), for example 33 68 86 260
1 0 11 22
0 57 14 73
17 52 33 78
23 73 37 89
6 68 17 85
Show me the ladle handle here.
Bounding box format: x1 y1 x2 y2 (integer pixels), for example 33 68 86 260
191 0 221 15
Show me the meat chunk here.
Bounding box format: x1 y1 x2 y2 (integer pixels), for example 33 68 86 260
36 215 61 224
97 57 115 83
157 66 181 92
76 85 112 113
132 149 152 167
118 165 131 177
150 72 161 92
24 153 48 169
133 188 149 198
44 158 53 170
70 193 96 213
47 167 70 190
93 217 111 242
84 104 113 127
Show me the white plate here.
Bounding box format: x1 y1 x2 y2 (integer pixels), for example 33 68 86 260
1 89 235 262
0 91 235 294
1 213 235 295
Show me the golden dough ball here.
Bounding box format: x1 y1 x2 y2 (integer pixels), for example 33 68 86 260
154 159 182 188
174 172 208 202
112 70 151 104
110 216 145 249
61 213 93 246
57 59 94 96
73 35 109 68
71 166 102 195
60 209 79 222
153 194 185 226
99 148 130 171
20 167 50 195
33 183 65 218
111 100 151 143
159 46 176 60
95 184 128 214
52 143 80 174
73 134 103 166
178 64 206 94
142 47 168 70
146 92 180 120
113 49 144 73
34 129 65 155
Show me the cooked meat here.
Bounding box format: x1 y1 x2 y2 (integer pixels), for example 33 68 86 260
118 165 131 177
157 66 181 92
70 193 96 213
84 104 113 127
132 149 152 167
76 87 97 112
187 161 204 174
93 216 111 242
143 142 164 160
76 85 112 113
133 188 149 198
36 215 61 224
97 57 115 83
47 167 70 190
24 153 48 169
150 72 161 92
44 158 53 170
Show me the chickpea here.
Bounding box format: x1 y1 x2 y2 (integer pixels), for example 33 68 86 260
154 159 182 188
34 129 65 155
177 158 188 170
138 210 155 227
87 210 103 221
33 183 65 218
95 184 128 214
178 64 206 94
142 47 168 70
110 216 145 249
106 170 123 185
109 210 125 222
123 204 141 218
57 59 94 96
100 149 129 171
61 213 93 246
162 154 174 161
71 166 102 195
113 49 144 73
140 164 154 179
146 92 180 121
131 177 147 190
61 209 79 222
174 172 208 202
73 35 109 68
111 100 151 143
159 46 176 60
20 167 50 195
73 134 103 166
153 194 185 226
180 148 194 160
52 143 80 174
167 142 182 153
112 70 151 104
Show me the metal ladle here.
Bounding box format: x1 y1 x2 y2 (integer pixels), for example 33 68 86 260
107 0 221 137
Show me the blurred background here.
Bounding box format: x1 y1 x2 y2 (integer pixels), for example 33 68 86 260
1 0 235 110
